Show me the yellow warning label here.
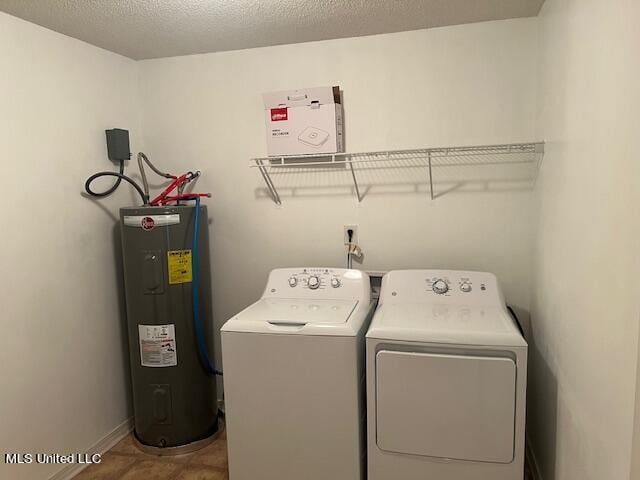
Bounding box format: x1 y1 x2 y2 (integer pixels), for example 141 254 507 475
167 250 192 285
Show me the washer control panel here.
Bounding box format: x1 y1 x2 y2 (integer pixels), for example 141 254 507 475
382 270 503 306
264 268 370 301
286 268 343 291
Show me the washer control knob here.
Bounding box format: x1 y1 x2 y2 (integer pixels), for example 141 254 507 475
460 282 472 293
432 279 449 295
331 277 341 288
308 275 320 290
288 276 297 288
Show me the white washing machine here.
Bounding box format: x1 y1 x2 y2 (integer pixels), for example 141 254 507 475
222 268 373 480
366 270 527 480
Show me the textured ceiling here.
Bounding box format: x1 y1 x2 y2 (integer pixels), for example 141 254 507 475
0 0 545 60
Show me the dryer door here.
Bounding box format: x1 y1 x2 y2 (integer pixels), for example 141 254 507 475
376 350 516 463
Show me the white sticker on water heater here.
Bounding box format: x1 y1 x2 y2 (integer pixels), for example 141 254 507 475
138 324 177 367
123 214 180 229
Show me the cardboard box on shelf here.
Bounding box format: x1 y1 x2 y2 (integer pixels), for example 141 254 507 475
263 86 344 157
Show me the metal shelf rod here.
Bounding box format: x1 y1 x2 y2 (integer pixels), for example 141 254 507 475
428 151 434 200
262 158 539 171
349 161 362 202
256 159 281 205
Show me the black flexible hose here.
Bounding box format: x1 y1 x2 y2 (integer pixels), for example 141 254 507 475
85 160 124 196
84 161 148 204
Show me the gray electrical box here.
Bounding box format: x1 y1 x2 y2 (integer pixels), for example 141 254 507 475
106 128 131 161
119 205 218 449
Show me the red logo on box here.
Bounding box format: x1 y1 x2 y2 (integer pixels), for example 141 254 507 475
270 107 288 121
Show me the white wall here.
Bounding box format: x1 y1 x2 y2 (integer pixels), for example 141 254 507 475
16 9 640 480
0 13 141 479
8 7 640 480
138 19 539 374
531 1 640 479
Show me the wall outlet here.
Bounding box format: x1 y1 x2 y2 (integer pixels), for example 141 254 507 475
344 225 358 245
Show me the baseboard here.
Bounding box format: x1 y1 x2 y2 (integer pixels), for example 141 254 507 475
49 417 133 480
525 434 544 480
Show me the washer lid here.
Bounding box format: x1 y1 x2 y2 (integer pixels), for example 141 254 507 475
366 303 526 347
222 298 359 334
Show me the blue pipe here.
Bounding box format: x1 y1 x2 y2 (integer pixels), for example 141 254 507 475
191 197 222 376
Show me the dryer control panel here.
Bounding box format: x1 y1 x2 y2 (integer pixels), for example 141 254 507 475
262 268 371 302
380 270 505 307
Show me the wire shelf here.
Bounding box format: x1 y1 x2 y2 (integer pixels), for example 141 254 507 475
250 142 544 204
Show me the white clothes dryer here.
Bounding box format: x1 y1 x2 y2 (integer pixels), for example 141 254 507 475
366 270 527 480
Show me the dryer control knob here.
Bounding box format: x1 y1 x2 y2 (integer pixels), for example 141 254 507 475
308 275 320 290
460 282 472 293
432 279 449 295
288 276 297 287
331 278 341 288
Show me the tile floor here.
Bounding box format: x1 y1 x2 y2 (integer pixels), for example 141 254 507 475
73 431 228 480
74 429 534 480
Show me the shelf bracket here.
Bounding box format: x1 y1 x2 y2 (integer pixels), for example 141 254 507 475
427 151 434 200
256 159 282 205
349 161 362 202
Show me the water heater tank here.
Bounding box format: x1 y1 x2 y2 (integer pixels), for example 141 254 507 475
119 205 218 452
